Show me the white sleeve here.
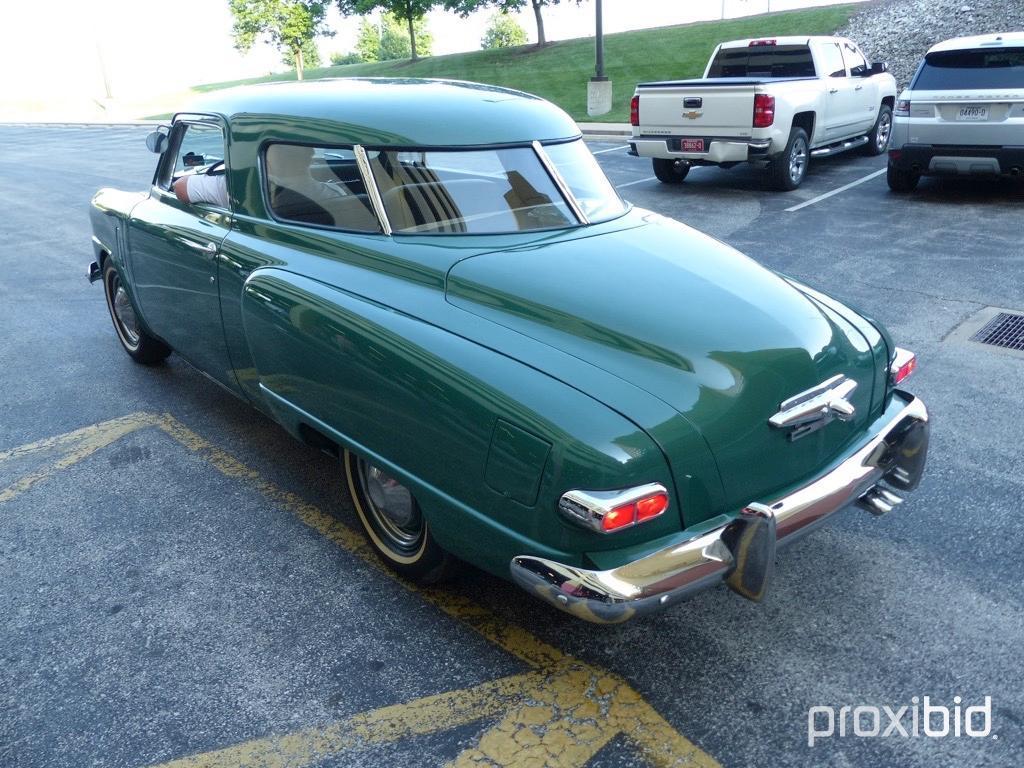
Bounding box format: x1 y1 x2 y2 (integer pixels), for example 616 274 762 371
185 174 230 208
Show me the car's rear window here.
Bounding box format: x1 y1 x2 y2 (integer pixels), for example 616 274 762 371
707 45 816 78
913 47 1024 89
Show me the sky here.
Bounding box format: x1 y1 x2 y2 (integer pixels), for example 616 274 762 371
0 0 866 104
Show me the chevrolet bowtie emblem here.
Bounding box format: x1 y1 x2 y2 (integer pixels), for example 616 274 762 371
768 374 858 441
682 110 702 120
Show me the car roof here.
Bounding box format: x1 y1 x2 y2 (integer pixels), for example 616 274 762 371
718 36 847 49
185 77 581 147
927 32 1024 54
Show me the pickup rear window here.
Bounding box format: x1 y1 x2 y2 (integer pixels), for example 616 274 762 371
707 45 816 78
913 47 1024 89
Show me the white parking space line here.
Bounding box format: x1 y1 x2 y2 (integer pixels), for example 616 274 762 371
785 168 887 212
591 145 630 155
616 176 657 189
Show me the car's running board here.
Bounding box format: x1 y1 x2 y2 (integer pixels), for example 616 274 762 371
810 135 869 158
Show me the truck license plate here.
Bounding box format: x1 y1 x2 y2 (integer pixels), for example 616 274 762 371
956 106 988 121
681 139 705 152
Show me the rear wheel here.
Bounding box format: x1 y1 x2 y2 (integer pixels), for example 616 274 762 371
102 260 171 364
652 158 689 184
863 104 893 156
769 128 809 190
344 449 458 583
886 161 920 192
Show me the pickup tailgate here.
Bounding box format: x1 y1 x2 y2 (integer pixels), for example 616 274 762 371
637 79 759 138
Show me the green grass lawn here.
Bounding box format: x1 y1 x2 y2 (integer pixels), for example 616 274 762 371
180 5 856 123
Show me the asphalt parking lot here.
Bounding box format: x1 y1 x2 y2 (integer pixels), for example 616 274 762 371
1 125 1023 768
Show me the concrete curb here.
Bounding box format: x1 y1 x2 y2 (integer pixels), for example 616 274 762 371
0 120 160 128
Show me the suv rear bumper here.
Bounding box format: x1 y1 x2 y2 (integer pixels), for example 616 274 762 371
630 136 773 164
511 391 929 624
890 144 1024 176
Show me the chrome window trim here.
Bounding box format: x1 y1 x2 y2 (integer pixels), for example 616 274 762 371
532 140 590 226
354 144 393 236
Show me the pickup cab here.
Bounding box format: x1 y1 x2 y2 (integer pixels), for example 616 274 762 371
629 36 897 189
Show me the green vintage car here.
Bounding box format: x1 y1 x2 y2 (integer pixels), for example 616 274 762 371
88 78 928 623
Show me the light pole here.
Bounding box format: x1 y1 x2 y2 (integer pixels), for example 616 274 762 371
587 0 612 116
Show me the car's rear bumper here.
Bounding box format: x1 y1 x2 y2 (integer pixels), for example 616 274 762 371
510 391 929 624
889 144 1024 176
630 136 773 164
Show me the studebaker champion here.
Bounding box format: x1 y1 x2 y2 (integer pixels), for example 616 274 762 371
88 78 929 623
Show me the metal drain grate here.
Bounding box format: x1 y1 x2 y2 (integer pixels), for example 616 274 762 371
970 312 1024 351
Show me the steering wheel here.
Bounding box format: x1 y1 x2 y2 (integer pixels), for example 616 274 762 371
205 160 226 176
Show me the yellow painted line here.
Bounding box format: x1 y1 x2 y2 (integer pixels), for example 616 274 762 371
0 413 721 768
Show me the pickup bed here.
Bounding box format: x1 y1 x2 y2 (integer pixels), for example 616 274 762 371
630 36 898 190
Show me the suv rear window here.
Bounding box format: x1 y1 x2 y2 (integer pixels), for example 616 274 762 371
913 47 1024 89
707 45 816 78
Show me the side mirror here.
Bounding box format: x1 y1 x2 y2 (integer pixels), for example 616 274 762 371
869 62 888 75
145 130 168 154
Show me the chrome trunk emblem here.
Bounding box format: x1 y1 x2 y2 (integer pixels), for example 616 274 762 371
768 374 857 441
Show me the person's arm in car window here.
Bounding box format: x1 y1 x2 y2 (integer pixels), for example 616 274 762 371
173 174 229 208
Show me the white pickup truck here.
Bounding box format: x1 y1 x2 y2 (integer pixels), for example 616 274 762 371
629 36 897 189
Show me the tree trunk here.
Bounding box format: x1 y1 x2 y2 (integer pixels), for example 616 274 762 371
407 14 418 61
532 0 546 47
295 47 305 80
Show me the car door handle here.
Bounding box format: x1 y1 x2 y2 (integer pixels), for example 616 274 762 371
855 85 864 91
180 238 218 256
829 88 839 94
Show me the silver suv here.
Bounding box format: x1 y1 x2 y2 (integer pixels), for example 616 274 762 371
888 32 1024 191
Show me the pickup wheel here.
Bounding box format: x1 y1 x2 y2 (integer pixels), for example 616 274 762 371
652 158 689 184
102 260 172 365
769 128 809 190
344 450 459 583
863 105 893 156
886 160 920 192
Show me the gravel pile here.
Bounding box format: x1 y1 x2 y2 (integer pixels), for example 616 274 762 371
838 0 1024 87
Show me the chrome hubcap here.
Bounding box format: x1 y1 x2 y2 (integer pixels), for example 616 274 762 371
790 139 807 182
357 459 422 550
110 274 140 346
877 113 892 150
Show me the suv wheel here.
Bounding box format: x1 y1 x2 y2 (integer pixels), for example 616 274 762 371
887 160 920 192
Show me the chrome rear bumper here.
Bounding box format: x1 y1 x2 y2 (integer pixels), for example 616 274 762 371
510 392 929 624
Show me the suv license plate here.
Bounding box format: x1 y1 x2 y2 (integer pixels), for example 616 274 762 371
681 139 705 152
956 106 988 121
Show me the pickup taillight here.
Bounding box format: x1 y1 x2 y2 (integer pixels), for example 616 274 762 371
753 94 775 128
630 95 640 126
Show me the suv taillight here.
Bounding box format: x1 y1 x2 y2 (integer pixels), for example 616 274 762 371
630 95 640 126
895 99 911 116
753 94 775 128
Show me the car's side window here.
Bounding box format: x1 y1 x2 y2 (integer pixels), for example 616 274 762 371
843 43 868 76
821 43 848 78
163 121 230 210
263 143 380 233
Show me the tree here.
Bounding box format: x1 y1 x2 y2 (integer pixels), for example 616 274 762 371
229 0 333 80
337 1 437 61
481 12 526 49
444 0 579 47
354 12 432 61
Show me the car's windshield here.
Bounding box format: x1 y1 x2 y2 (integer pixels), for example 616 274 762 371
364 140 627 235
914 47 1024 89
707 45 816 78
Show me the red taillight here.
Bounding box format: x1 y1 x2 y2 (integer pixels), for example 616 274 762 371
895 99 911 116
601 491 669 532
888 149 902 161
630 95 640 127
753 94 775 128
749 39 777 46
890 347 917 385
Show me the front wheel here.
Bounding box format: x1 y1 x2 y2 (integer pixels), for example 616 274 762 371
769 128 809 190
863 104 893 156
344 450 458 583
886 161 920 192
102 260 171 364
652 157 689 183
